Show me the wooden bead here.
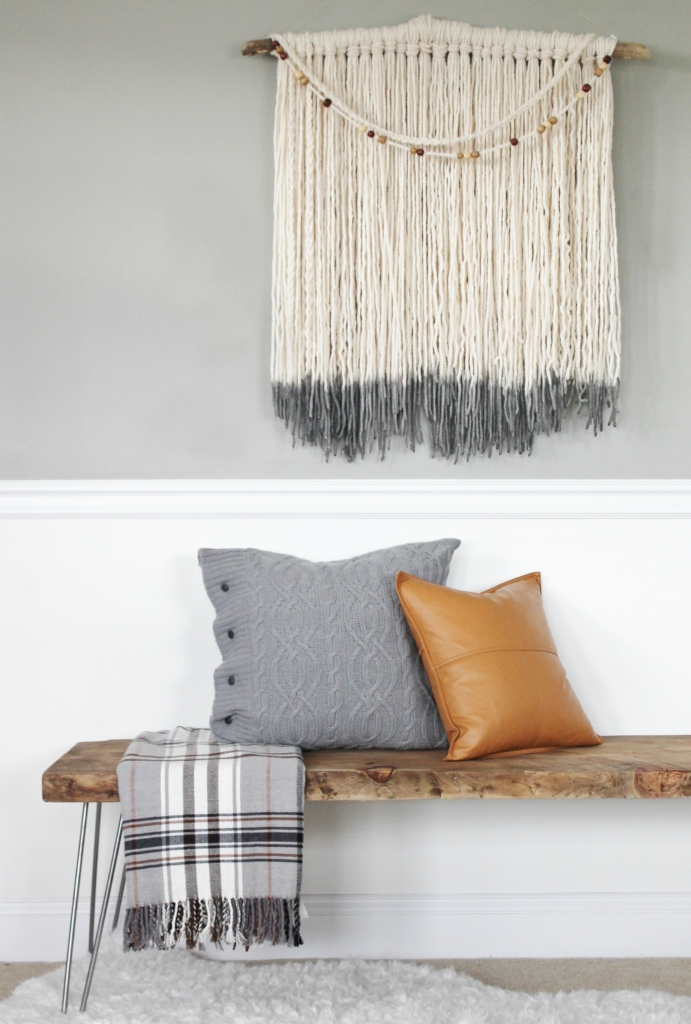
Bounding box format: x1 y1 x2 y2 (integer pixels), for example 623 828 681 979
510 137 519 146
300 77 309 86
463 151 472 159
603 54 612 63
456 151 464 159
413 146 420 154
594 67 604 76
377 135 387 144
279 53 288 59
582 83 591 93
294 70 302 79
549 116 558 124
471 150 480 159
359 125 367 133
537 124 546 134
367 130 375 138
323 98 332 107
576 90 585 100
416 148 424 156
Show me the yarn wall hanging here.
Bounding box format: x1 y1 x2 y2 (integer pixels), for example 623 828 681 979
269 15 621 461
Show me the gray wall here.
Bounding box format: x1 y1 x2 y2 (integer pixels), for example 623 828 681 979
1 0 689 479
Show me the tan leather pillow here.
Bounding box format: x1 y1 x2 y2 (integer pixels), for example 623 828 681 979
396 570 601 761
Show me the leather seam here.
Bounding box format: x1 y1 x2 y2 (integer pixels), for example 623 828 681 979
535 666 545 743
435 646 558 670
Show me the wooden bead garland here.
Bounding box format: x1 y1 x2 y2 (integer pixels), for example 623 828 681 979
281 40 614 162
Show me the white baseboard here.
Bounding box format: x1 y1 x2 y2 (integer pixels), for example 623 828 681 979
0 900 103 963
4 894 691 962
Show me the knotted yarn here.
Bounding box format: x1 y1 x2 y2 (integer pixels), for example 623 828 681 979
270 15 621 460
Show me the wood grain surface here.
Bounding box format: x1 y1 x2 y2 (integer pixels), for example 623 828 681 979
42 739 128 803
43 736 691 803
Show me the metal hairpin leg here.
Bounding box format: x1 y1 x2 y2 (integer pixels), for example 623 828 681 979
111 863 126 932
88 802 102 953
61 803 89 1014
80 816 123 1013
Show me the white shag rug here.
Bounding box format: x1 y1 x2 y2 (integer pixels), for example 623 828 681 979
2 940 691 1024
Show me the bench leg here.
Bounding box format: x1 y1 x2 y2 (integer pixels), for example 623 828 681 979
88 802 102 953
61 803 89 1014
111 862 126 932
79 816 123 1014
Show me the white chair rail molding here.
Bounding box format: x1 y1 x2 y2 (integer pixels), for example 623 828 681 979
2 479 691 965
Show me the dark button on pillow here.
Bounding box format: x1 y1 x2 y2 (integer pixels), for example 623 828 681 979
199 539 460 749
221 582 229 592
228 675 235 685
224 715 233 724
227 629 234 639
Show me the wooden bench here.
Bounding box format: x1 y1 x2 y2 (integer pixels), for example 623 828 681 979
44 736 691 1012
43 735 691 804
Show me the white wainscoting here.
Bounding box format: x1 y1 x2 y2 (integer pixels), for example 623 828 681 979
1 480 691 961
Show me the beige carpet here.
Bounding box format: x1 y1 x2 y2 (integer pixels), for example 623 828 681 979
0 963 58 1002
435 959 691 996
2 958 691 1003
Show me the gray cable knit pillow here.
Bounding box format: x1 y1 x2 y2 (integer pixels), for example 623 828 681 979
198 539 459 749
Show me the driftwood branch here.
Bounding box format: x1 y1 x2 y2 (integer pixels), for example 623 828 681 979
612 42 651 60
242 38 277 56
241 38 651 60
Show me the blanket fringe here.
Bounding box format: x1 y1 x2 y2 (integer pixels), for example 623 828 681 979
123 897 303 952
274 375 620 463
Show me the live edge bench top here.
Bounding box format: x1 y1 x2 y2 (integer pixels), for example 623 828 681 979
43 736 691 803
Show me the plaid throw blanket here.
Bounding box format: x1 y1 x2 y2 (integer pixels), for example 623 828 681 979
116 727 304 951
